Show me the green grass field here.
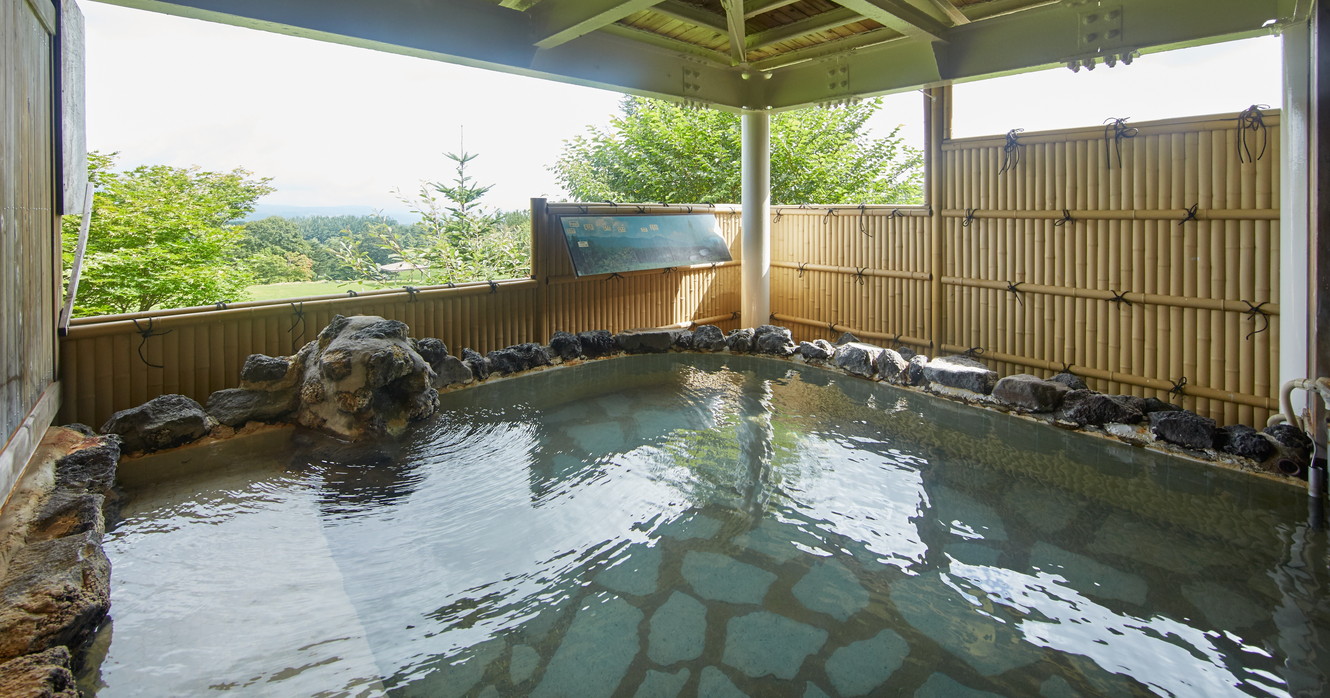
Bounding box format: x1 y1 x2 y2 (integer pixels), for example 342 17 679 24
244 280 380 302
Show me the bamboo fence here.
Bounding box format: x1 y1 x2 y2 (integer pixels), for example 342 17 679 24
771 106 1282 425
57 202 742 427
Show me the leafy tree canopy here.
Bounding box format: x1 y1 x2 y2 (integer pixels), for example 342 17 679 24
551 96 924 206
63 152 274 316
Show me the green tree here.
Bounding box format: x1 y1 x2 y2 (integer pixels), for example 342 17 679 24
552 96 923 205
62 152 274 316
237 216 316 283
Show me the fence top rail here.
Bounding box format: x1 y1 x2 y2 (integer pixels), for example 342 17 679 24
64 278 540 334
768 204 932 215
942 109 1281 150
543 201 743 215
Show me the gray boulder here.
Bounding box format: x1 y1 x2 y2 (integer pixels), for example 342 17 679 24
549 331 583 361
461 348 489 381
875 348 909 382
1149 410 1217 449
692 325 728 352
725 328 755 353
413 337 449 367
673 330 695 350
294 315 438 439
100 394 214 453
993 374 1070 412
921 356 999 394
897 345 917 360
0 531 110 662
834 332 859 346
487 343 555 374
1111 394 1180 416
617 329 681 354
798 340 834 362
206 387 299 427
1218 425 1277 461
904 354 929 386
0 646 77 698
1048 372 1088 391
432 355 473 388
1264 423 1314 459
753 325 797 356
51 437 119 496
239 354 297 388
833 342 885 378
577 330 620 358
1055 390 1144 426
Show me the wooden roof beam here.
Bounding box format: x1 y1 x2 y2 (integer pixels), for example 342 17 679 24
743 0 803 19
532 0 665 49
920 0 969 25
746 7 861 49
653 0 729 33
832 0 949 41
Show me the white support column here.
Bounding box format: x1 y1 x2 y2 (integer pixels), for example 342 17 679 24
1281 22 1312 417
741 110 771 327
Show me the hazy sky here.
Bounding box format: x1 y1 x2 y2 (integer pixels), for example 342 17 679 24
82 1 1281 214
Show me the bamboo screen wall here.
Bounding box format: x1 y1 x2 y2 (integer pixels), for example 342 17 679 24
57 202 741 427
3 0 61 497
772 110 1281 426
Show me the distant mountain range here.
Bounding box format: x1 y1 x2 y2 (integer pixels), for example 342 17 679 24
245 203 421 223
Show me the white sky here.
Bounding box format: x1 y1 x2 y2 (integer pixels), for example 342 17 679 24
81 1 1282 214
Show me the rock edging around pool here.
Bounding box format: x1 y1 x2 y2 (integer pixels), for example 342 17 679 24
97 316 1312 484
0 426 119 695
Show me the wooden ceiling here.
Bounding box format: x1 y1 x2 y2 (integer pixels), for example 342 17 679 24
102 0 1299 111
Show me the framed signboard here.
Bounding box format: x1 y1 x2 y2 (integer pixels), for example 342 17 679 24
558 213 732 277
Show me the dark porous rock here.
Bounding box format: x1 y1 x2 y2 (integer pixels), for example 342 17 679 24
1055 390 1144 426
62 424 97 437
0 646 77 698
875 348 909 382
485 348 523 375
461 348 489 381
1218 425 1278 461
100 394 214 454
28 492 105 543
432 355 473 388
673 330 695 351
798 340 834 362
993 374 1071 412
514 343 554 369
1110 394 1181 416
51 436 119 496
1149 410 1217 450
548 331 583 361
897 346 917 361
725 328 755 353
0 531 110 662
834 332 859 346
833 342 885 378
206 387 299 427
577 330 620 358
616 329 681 354
486 343 554 374
921 355 999 395
1048 372 1088 391
295 315 438 439
413 338 449 368
692 325 728 352
905 355 929 386
239 354 295 388
753 325 797 356
1264 423 1315 458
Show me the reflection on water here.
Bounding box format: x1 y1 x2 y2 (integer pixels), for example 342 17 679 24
87 354 1330 696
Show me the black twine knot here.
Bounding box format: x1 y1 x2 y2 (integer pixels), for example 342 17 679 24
853 267 868 285
1242 300 1271 339
605 272 625 282
999 128 1025 175
488 280 500 293
1237 105 1270 163
346 290 358 297
577 205 589 214
857 204 872 237
602 200 617 207
962 208 977 228
963 346 985 358
1060 362 1074 374
662 267 676 275
797 262 807 278
1005 281 1025 307
132 318 172 368
636 205 647 214
1178 203 1199 226
214 302 228 310
1169 376 1189 398
823 209 838 225
288 302 306 353
446 281 456 289
773 209 784 223
404 286 419 301
1108 289 1132 307
731 310 741 320
1104 117 1138 169
890 209 905 219
1054 209 1074 227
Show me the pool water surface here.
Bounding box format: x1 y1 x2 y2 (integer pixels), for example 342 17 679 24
83 354 1330 696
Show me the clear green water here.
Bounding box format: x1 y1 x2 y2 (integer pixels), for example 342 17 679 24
85 354 1330 696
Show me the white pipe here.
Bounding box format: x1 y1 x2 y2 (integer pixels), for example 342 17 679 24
741 110 771 327
1280 22 1312 420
